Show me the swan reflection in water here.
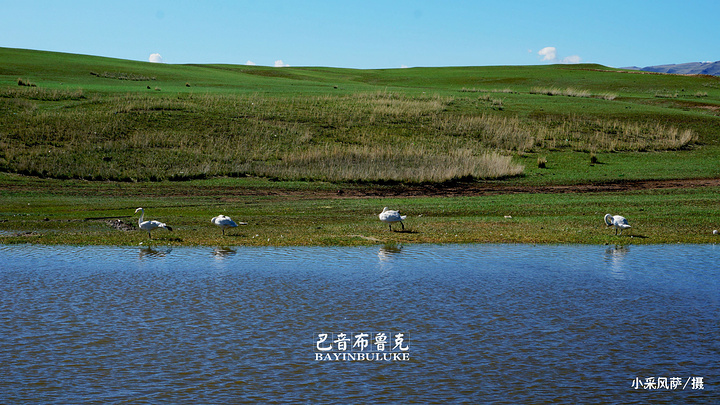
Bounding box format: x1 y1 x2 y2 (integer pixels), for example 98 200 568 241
138 246 173 259
378 243 403 262
604 245 629 280
212 247 237 259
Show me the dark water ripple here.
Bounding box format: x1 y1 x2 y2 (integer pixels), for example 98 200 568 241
0 244 718 404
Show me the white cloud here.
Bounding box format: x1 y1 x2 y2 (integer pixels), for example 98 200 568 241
537 47 583 64
400 64 409 69
245 60 256 66
538 47 557 62
148 53 163 63
274 59 290 67
561 55 582 64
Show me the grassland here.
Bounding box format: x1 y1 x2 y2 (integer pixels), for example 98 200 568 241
1 47 719 245
1 173 718 246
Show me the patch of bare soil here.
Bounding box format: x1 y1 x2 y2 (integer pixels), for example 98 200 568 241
105 219 136 231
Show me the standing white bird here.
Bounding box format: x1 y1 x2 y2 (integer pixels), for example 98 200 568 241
135 207 172 238
211 215 247 235
379 207 407 231
604 214 631 235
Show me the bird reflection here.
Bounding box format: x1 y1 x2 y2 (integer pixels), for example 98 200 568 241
378 243 403 261
138 246 172 259
605 245 629 279
213 247 237 258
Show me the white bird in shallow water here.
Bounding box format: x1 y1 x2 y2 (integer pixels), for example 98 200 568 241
379 207 407 231
604 214 631 235
135 208 172 238
211 215 247 235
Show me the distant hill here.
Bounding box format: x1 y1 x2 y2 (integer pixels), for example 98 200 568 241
623 61 720 76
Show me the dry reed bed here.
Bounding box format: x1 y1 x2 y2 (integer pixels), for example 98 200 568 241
268 145 522 182
529 86 618 100
461 86 616 100
436 114 697 152
0 91 696 182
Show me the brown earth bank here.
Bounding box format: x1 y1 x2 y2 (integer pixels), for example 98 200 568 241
197 178 720 199
3 175 719 199
316 178 720 198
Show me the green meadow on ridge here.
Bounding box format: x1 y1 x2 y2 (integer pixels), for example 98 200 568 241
1 47 719 245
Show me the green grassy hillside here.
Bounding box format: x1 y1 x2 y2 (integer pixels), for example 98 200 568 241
1 47 719 184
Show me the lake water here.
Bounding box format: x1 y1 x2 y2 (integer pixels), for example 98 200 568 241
0 244 718 404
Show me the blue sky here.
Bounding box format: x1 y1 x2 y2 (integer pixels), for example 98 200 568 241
2 0 718 68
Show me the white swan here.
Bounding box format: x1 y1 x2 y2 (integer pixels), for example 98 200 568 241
211 215 247 235
379 207 407 231
135 208 172 238
604 214 631 235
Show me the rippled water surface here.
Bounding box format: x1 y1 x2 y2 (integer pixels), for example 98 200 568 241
1 244 718 404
